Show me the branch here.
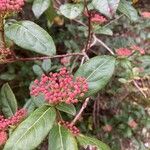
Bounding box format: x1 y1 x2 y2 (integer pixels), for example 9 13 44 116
0 17 6 48
70 98 90 126
73 19 115 55
93 35 115 55
83 0 92 53
2 52 84 64
133 80 147 98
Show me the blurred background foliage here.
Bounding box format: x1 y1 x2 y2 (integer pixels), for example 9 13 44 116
0 0 150 149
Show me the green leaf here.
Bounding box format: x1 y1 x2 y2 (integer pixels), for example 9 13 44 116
32 95 47 107
32 64 43 76
94 26 113 36
46 3 57 24
75 56 116 97
92 0 120 18
42 59 51 73
60 3 84 19
5 21 56 55
56 103 76 116
48 124 78 150
0 73 16 81
32 0 51 18
0 83 18 118
23 99 36 114
77 134 110 150
118 0 138 21
4 105 56 150
137 55 150 75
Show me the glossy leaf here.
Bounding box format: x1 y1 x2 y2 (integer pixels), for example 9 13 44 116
48 124 78 150
0 83 18 118
32 0 51 18
118 0 138 21
75 56 116 97
92 0 120 18
77 134 110 150
5 21 56 55
4 105 56 150
56 103 76 116
60 3 84 19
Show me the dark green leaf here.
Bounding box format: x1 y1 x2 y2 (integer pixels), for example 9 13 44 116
92 0 120 18
32 0 51 18
60 3 84 19
56 103 76 116
5 21 56 55
77 134 110 150
75 56 116 97
4 105 56 150
0 83 18 118
118 0 139 21
48 124 78 150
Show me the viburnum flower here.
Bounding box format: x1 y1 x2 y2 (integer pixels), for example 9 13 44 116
141 11 150 19
130 45 145 54
128 120 138 129
31 68 88 104
0 48 12 62
59 121 80 135
91 14 107 24
0 109 27 132
60 57 70 65
0 0 24 14
116 48 132 57
0 131 7 146
84 10 107 24
102 124 112 132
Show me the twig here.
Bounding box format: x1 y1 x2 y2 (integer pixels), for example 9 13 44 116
70 98 90 126
93 35 115 55
104 14 124 27
0 17 6 48
74 19 115 55
2 52 84 64
133 80 147 98
83 0 92 53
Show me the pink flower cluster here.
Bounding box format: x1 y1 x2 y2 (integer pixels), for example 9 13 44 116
0 131 7 146
59 121 80 135
116 46 145 57
141 11 150 19
0 0 24 13
130 45 145 54
116 48 132 57
91 14 107 24
0 109 27 145
0 109 27 131
31 68 88 104
128 119 138 129
0 48 12 62
84 10 107 24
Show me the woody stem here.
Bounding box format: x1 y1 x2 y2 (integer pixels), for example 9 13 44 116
70 98 90 126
